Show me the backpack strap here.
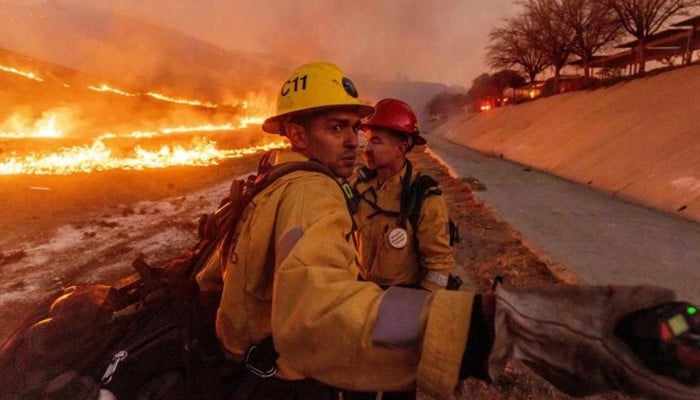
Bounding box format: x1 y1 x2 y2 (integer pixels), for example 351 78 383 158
220 160 355 266
353 163 411 224
353 161 454 246
403 173 460 248
404 173 441 233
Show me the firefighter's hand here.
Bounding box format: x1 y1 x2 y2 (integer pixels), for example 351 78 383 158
487 283 700 400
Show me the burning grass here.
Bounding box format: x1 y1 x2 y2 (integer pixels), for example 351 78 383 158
0 61 278 175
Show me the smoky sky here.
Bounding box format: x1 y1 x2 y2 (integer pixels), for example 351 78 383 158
66 0 517 86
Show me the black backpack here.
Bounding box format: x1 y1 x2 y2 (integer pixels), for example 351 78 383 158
0 159 345 400
355 162 462 290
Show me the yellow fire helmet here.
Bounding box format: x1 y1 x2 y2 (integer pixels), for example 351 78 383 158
262 62 375 134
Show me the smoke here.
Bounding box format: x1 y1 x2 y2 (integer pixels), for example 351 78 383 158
112 0 517 85
0 0 516 90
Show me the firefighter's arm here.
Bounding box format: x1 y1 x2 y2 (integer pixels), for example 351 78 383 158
416 194 454 290
269 176 481 398
194 244 225 333
195 243 224 292
489 283 700 400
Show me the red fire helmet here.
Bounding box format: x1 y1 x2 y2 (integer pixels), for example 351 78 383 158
363 98 426 146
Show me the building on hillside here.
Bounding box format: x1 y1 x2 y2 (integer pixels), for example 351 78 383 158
568 15 700 76
550 75 595 93
512 81 545 102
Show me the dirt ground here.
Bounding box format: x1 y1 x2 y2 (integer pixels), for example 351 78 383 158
405 149 632 400
0 147 634 399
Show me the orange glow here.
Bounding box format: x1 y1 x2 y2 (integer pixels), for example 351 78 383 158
0 139 288 175
0 64 44 82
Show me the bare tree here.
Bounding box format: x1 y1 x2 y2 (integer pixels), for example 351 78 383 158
485 16 549 83
600 0 700 73
562 0 622 78
518 0 575 91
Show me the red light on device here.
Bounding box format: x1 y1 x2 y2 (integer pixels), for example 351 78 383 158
660 322 674 341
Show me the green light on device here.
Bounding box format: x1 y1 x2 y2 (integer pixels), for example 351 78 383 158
688 306 697 316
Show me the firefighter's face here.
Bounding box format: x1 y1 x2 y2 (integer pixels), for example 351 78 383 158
362 129 406 170
287 110 361 178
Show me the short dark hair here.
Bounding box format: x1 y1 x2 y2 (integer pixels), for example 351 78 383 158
387 130 414 152
281 110 317 133
282 105 365 135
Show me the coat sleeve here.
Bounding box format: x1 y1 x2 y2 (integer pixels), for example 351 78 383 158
195 243 224 293
270 175 473 398
416 194 455 290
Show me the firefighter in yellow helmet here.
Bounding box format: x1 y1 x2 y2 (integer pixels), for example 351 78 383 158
197 62 488 399
196 62 700 400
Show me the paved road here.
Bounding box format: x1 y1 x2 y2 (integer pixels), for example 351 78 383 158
429 136 700 304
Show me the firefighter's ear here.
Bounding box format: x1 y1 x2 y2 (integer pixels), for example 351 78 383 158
397 139 409 155
284 122 307 150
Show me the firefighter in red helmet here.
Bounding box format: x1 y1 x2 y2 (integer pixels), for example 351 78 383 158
354 98 455 292
346 98 455 400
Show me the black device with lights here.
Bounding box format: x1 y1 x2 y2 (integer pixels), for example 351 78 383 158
616 301 700 385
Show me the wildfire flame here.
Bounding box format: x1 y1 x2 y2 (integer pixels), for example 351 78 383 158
0 64 44 82
146 92 218 109
87 84 221 109
87 84 137 97
0 139 288 175
0 114 63 138
1 62 280 176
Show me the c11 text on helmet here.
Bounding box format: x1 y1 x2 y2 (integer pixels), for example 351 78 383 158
281 75 308 96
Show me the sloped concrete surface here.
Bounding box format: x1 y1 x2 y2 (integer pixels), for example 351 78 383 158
434 64 700 222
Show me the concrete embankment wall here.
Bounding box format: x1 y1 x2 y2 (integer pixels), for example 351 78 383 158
433 64 700 222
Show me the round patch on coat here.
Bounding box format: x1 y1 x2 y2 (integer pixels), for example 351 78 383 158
388 228 408 249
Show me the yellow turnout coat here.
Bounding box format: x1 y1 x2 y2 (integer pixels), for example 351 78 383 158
196 150 474 398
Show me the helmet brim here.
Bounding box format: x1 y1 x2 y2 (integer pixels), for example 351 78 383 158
412 135 427 146
263 104 375 134
361 124 428 147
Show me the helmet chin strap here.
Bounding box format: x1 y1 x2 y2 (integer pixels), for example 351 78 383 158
406 136 415 151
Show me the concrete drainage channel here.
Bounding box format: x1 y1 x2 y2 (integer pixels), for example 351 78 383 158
428 136 700 305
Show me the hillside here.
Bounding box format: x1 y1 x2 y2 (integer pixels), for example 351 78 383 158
355 76 464 121
0 1 287 99
433 64 700 222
